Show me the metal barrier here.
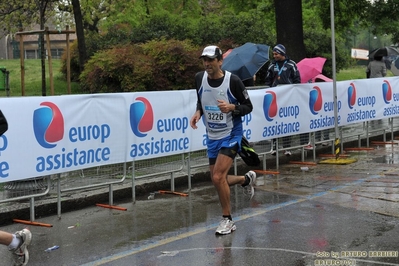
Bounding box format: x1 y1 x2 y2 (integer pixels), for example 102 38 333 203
252 118 399 169
56 163 127 218
185 149 209 191
0 177 51 221
1 118 399 220
131 154 186 202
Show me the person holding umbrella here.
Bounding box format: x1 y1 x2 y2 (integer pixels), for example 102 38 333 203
366 55 387 78
190 45 257 235
265 44 306 155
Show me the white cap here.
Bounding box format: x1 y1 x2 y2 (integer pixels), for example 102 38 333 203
199 45 222 59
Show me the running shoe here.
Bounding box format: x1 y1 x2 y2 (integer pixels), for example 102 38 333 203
11 229 32 266
215 218 236 235
243 170 257 200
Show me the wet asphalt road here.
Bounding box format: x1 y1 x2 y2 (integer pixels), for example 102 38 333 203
2 143 399 266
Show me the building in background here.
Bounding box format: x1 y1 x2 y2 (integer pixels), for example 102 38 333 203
0 24 76 60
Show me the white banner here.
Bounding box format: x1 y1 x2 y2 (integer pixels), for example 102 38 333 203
351 48 369 60
0 76 398 182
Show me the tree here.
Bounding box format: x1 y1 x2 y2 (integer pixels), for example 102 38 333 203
38 0 54 96
317 0 370 32
59 0 111 73
71 0 87 73
368 0 399 44
62 0 395 92
274 0 306 62
0 0 58 96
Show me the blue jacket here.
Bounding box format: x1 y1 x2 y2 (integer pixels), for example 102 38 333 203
265 58 301 87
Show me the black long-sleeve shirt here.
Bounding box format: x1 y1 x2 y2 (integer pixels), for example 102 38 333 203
194 71 253 117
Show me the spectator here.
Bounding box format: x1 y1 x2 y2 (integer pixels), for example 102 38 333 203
366 55 387 78
265 44 302 156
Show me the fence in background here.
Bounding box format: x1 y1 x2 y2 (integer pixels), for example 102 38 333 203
1 117 399 221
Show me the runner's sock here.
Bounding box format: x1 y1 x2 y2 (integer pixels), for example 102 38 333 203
241 174 250 187
223 215 232 221
8 234 20 250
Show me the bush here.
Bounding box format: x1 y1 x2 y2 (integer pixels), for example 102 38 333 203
60 41 81 82
140 38 202 91
80 39 203 93
80 44 145 93
60 32 103 82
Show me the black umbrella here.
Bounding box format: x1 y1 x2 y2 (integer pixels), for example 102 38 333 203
221 42 269 81
368 46 399 59
390 57 399 76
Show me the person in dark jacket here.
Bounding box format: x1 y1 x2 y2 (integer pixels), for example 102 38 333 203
265 44 305 155
366 55 387 78
265 44 301 87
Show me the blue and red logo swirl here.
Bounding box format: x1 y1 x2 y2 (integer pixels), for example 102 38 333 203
33 102 64 148
347 83 357 109
263 91 278 122
309 86 323 115
382 80 392 104
130 97 154 137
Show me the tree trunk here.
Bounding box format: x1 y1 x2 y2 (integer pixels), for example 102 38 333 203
274 0 306 62
40 3 46 96
71 0 88 74
39 33 46 96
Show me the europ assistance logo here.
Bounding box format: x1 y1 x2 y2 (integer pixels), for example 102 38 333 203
130 97 154 137
382 80 392 104
263 91 277 122
309 86 323 115
347 82 357 109
33 102 64 149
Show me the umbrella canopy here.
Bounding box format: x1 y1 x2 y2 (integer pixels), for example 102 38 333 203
312 74 332 83
222 42 269 81
223 49 233 59
368 46 399 59
297 57 327 83
391 57 399 76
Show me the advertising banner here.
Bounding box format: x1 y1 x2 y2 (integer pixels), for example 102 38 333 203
0 76 398 182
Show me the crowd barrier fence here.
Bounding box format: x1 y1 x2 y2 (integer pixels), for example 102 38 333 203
2 76 399 220
1 117 398 221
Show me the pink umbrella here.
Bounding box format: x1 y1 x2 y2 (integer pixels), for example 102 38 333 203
311 74 332 83
223 49 233 59
297 57 327 83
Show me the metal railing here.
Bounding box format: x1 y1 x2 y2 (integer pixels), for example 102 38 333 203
1 118 399 221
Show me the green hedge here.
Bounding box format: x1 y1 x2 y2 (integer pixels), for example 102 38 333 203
80 39 203 93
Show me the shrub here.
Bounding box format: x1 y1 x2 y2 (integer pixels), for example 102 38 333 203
80 39 203 93
60 40 81 82
60 32 102 82
140 38 202 91
80 44 147 93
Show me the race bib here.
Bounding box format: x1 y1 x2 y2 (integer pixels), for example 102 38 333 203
205 105 226 129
